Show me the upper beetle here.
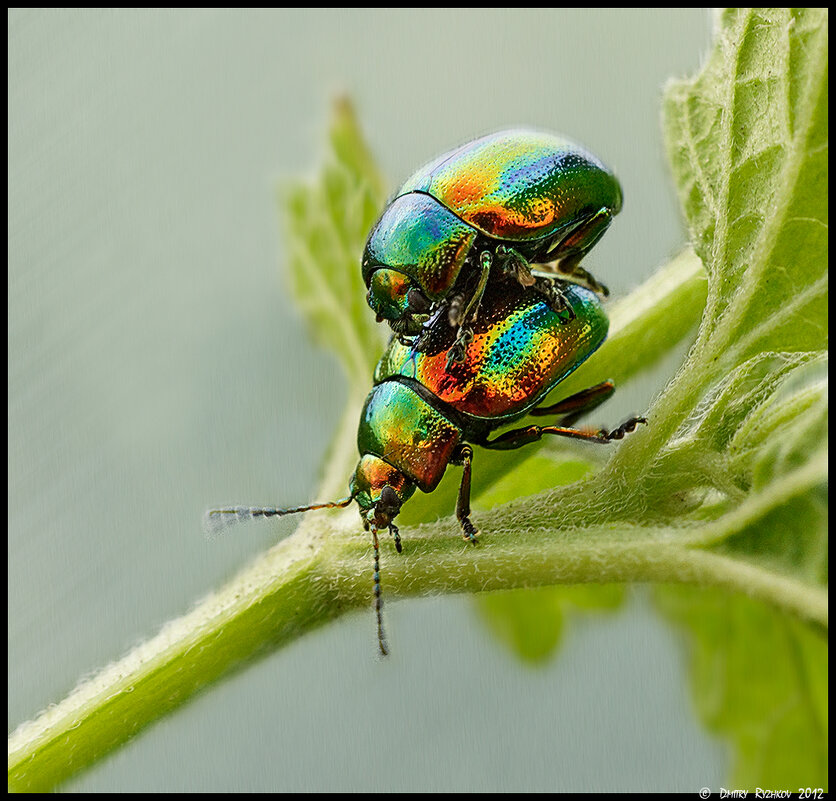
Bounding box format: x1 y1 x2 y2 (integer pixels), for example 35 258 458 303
206 278 645 655
362 129 622 361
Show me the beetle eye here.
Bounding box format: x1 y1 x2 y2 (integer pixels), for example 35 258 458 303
406 288 430 314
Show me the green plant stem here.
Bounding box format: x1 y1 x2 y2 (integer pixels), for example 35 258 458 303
9 492 827 791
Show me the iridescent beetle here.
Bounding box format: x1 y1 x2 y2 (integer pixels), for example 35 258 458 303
206 279 645 655
362 129 622 363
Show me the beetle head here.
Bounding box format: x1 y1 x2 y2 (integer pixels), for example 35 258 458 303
366 484 402 529
366 268 431 336
350 454 415 530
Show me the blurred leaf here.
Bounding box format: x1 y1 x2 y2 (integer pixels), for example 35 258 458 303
283 98 389 389
477 584 625 665
657 586 828 789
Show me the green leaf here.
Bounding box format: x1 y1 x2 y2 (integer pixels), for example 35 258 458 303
663 8 827 359
651 5 829 451
646 8 829 789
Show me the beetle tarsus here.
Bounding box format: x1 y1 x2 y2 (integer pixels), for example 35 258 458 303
460 517 479 545
599 416 647 441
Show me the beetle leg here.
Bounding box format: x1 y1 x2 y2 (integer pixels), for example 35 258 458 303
528 381 616 427
481 416 647 450
389 522 402 554
447 293 466 328
541 207 613 297
445 326 474 370
530 276 575 324
555 256 610 297
461 251 492 323
496 245 537 288
445 252 493 367
445 252 492 368
449 250 491 329
450 444 479 544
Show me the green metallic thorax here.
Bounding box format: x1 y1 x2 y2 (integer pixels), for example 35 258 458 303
362 192 477 301
356 382 461 493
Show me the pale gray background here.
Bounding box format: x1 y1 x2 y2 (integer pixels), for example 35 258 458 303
8 9 724 792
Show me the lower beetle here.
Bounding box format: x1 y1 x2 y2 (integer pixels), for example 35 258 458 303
206 278 645 654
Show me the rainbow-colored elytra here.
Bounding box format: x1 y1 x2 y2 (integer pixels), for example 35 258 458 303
374 278 608 423
362 129 621 338
399 129 622 243
206 131 638 658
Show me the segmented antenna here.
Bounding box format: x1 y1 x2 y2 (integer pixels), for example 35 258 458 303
203 497 354 536
372 528 388 656
204 494 395 657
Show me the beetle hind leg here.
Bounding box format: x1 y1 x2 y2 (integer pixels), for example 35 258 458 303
555 256 610 297
483 381 646 449
528 381 616 426
544 206 614 297
482 416 647 450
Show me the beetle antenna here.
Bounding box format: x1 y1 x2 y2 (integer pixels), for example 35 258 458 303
203 496 354 536
372 527 389 657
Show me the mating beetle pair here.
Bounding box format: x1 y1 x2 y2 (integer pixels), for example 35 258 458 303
207 130 644 654
362 130 621 364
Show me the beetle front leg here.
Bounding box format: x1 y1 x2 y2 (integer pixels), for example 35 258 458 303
389 522 402 553
446 252 492 367
450 444 478 544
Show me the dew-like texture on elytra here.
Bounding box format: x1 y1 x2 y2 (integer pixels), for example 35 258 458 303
398 129 622 243
357 381 462 492
377 280 609 422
